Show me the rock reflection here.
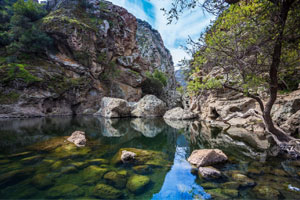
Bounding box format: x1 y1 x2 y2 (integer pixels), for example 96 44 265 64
130 118 165 138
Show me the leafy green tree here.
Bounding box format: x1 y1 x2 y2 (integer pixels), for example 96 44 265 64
165 0 300 152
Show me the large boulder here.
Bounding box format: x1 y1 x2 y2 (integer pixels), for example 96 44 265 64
131 95 167 118
67 131 86 147
126 174 150 194
281 110 300 135
188 149 228 167
130 118 164 137
163 107 198 120
94 97 132 118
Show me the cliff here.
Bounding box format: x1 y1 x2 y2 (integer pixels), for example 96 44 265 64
0 0 179 118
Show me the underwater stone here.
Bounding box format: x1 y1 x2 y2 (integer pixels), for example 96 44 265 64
93 183 122 199
67 131 86 147
51 160 64 171
60 166 78 174
21 155 43 164
222 189 239 197
201 182 219 189
104 171 127 189
253 185 280 200
188 149 228 167
206 188 229 199
231 173 256 187
82 165 108 184
126 174 150 194
221 181 240 189
86 158 109 165
7 151 32 158
52 143 91 159
133 165 153 175
31 173 54 189
46 184 84 198
0 168 34 187
198 166 221 179
0 159 10 164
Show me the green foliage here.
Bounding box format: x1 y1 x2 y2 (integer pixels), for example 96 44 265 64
141 77 164 97
145 69 168 87
1 63 41 84
176 86 185 95
13 0 47 21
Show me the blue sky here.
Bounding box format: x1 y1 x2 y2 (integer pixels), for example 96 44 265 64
108 0 215 68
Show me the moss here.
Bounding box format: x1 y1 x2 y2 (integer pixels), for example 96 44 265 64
31 173 54 189
93 184 122 199
52 143 91 159
201 182 219 189
86 158 109 165
21 155 43 165
133 165 153 175
0 91 20 104
130 69 140 76
81 165 108 184
126 174 150 194
104 171 127 189
1 63 41 84
46 184 84 198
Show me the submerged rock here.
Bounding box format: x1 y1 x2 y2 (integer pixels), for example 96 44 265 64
67 131 86 147
201 182 219 189
46 184 84 198
93 183 122 199
221 181 240 189
163 107 198 120
133 165 153 175
112 148 169 167
94 97 132 118
21 155 43 165
126 174 150 194
31 173 54 189
253 185 280 199
198 166 221 179
188 149 228 167
81 165 108 184
231 172 256 187
131 95 167 118
104 171 128 189
0 168 33 187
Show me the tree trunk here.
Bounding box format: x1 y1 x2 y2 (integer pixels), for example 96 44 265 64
262 0 294 142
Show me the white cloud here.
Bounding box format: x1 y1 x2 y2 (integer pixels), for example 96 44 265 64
108 0 215 67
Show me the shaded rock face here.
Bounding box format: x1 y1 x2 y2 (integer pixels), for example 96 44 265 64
187 149 228 167
0 0 177 118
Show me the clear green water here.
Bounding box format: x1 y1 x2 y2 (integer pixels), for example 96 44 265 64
0 116 300 199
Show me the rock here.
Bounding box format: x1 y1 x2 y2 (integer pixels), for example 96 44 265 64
222 189 239 198
131 95 167 118
231 173 256 187
31 174 54 189
201 182 219 189
206 188 230 199
60 166 77 174
81 166 108 184
93 184 122 199
121 150 136 163
94 97 132 118
52 143 91 159
247 168 263 175
281 110 300 135
133 165 153 175
253 185 280 200
187 149 228 167
104 171 127 189
51 161 64 171
67 131 86 147
46 184 84 198
0 159 10 164
7 151 32 158
198 166 222 179
221 181 240 189
86 158 109 165
112 148 169 167
126 175 150 194
164 118 192 129
0 168 33 187
163 107 198 120
21 155 43 164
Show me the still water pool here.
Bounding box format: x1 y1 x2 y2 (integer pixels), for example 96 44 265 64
0 116 300 199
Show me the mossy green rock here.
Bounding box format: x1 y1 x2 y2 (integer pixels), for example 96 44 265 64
247 168 263 175
206 188 230 199
0 159 10 164
87 158 109 165
28 137 68 152
232 173 256 187
201 182 219 189
104 171 127 189
21 155 43 164
7 151 32 158
222 189 239 197
47 184 84 198
61 166 78 174
221 181 240 189
93 184 122 199
82 165 108 184
71 161 87 169
112 148 169 167
0 168 33 186
52 143 91 159
51 160 64 171
253 185 280 200
133 165 153 175
126 174 150 194
31 173 54 189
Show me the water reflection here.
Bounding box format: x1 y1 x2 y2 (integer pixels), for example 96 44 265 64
152 135 211 200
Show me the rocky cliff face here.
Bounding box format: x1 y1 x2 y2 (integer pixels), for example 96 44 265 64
0 0 179 118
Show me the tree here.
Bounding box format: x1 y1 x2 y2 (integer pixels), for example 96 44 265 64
165 0 300 155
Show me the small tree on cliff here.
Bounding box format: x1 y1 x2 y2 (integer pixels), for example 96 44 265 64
164 0 300 154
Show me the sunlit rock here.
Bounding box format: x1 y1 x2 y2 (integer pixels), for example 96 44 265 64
163 107 198 120
131 95 167 118
67 131 86 147
94 97 132 118
198 166 222 179
121 150 136 163
188 149 228 167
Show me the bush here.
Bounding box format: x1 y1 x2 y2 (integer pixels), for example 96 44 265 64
145 69 168 87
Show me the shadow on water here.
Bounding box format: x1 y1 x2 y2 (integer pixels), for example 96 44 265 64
0 116 300 199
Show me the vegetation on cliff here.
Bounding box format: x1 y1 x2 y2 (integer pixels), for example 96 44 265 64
166 0 300 154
